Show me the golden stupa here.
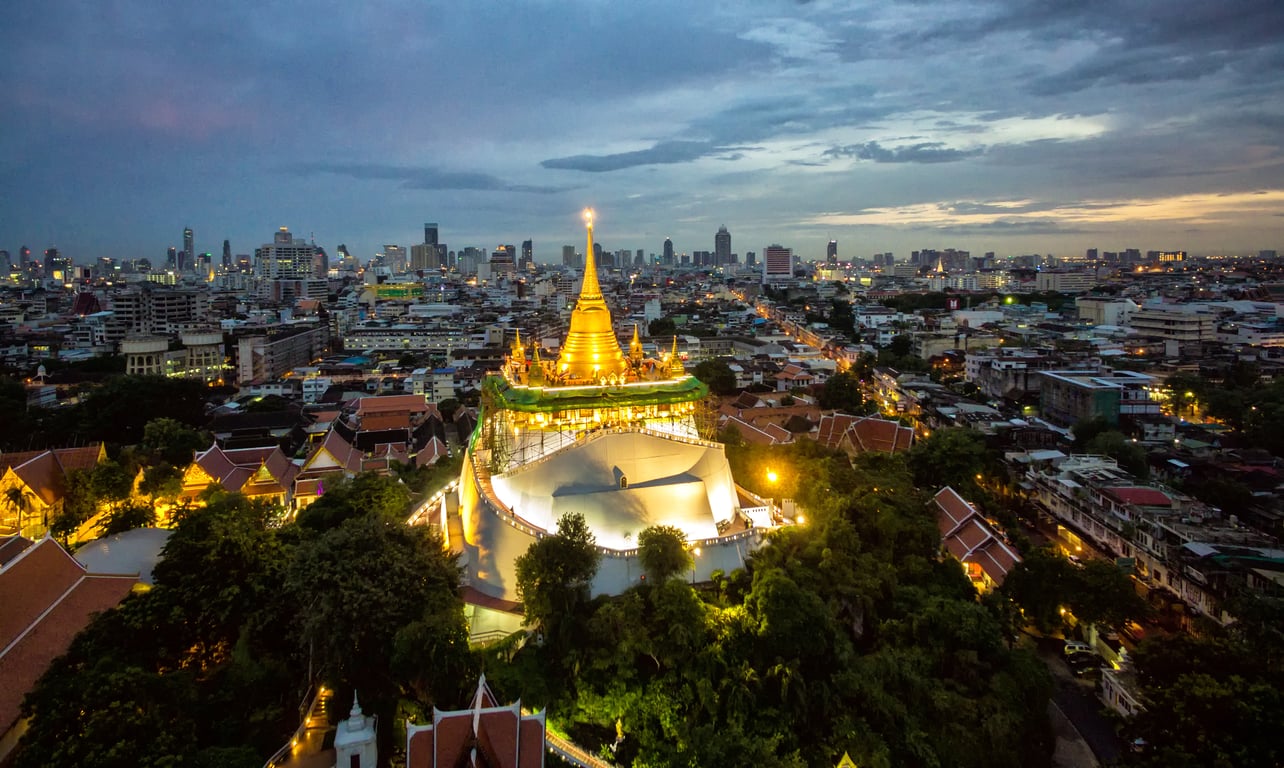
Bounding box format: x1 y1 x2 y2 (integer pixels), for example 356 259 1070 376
555 208 628 382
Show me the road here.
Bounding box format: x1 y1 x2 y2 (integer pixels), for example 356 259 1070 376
1028 634 1123 766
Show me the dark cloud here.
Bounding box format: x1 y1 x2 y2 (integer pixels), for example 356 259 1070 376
935 219 1098 236
289 162 569 194
541 141 720 173
824 142 983 164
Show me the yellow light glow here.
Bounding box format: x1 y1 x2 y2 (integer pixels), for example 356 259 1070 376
583 207 594 225
693 547 702 556
796 514 806 525
766 470 778 484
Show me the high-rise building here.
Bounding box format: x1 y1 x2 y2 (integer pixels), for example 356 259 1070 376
762 244 793 284
167 247 177 269
715 225 731 266
410 243 441 271
223 240 232 269
827 240 838 264
382 245 408 273
746 251 756 269
562 245 579 268
662 237 674 265
424 223 439 246
521 240 533 271
0 250 9 271
255 227 327 300
183 228 194 271
490 245 516 276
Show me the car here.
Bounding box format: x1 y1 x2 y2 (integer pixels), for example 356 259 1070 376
1063 641 1093 657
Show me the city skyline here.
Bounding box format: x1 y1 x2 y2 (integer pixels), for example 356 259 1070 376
2 0 1283 262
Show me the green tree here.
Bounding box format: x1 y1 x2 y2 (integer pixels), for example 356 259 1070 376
287 516 464 720
140 463 183 502
648 317 676 337
141 417 211 466
637 525 692 582
818 370 868 413
515 512 601 639
1069 558 1148 629
1001 548 1077 632
52 468 98 540
99 499 158 536
296 471 411 530
907 428 988 494
693 359 737 396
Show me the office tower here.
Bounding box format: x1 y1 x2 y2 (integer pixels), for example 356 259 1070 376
746 251 756 269
183 228 194 271
0 250 9 271
167 247 177 268
223 240 232 268
256 227 319 278
43 247 59 276
490 245 516 276
1086 248 1098 261
827 240 838 264
381 245 407 273
562 245 579 268
715 225 731 266
761 244 793 284
313 246 328 276
1262 250 1279 259
521 239 533 270
662 237 674 265
425 222 439 247
410 243 438 270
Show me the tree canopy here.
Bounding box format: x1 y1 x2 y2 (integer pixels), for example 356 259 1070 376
636 525 692 582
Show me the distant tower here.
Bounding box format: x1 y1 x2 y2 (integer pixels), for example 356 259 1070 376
715 226 731 267
521 239 533 270
222 239 232 269
167 247 177 269
827 240 838 265
424 222 439 246
663 237 674 265
183 228 194 271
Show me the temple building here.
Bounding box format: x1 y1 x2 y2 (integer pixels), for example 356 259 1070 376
452 210 780 608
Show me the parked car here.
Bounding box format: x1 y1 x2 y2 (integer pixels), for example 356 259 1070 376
1063 641 1093 657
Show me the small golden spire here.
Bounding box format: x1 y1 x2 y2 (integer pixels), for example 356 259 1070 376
629 323 644 363
669 335 684 377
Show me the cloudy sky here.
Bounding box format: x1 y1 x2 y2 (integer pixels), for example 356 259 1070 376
3 0 1283 264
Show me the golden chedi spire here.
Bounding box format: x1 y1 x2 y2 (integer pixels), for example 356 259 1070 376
669 335 685 377
629 323 644 364
555 208 627 383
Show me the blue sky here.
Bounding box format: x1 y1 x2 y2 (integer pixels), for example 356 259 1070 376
3 0 1283 264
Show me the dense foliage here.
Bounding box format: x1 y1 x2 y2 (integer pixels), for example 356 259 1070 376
1123 593 1284 767
14 479 470 768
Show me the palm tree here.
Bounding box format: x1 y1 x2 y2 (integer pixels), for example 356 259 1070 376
3 486 36 537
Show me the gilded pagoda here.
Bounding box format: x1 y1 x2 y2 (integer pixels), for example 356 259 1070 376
455 210 776 604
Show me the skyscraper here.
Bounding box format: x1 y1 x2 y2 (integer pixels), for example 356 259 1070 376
167 247 177 269
424 223 439 246
562 245 579 268
715 226 731 267
762 244 793 284
521 239 533 271
223 239 232 269
183 228 194 272
662 237 674 265
827 240 838 264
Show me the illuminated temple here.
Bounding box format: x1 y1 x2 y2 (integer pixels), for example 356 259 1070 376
454 210 778 602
